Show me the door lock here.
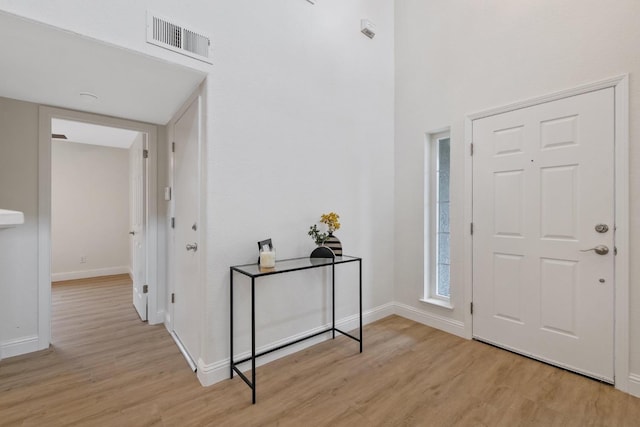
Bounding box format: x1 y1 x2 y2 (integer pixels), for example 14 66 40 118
186 243 198 252
595 224 609 233
580 245 609 255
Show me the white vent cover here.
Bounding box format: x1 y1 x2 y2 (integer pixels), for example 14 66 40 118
147 11 212 64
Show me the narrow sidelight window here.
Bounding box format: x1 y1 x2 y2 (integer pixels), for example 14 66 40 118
425 132 450 302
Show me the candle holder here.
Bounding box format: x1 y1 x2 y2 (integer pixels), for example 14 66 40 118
259 246 276 268
257 238 276 268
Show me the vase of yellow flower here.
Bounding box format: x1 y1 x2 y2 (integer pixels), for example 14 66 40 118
308 212 342 258
321 212 342 256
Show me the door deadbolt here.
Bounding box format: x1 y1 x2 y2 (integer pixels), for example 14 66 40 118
186 243 198 252
580 245 609 255
595 224 609 233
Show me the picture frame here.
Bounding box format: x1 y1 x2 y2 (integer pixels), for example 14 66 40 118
257 238 273 252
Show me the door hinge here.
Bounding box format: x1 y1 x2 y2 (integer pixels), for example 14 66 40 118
143 149 149 159
470 302 473 315
143 284 148 294
470 222 474 235
470 143 474 156
614 246 618 256
171 217 175 229
171 293 175 304
172 142 175 153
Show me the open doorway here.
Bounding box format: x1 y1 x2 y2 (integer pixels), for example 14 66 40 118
38 106 163 352
50 119 148 323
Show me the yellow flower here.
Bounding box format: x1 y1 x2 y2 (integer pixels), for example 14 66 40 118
320 212 341 232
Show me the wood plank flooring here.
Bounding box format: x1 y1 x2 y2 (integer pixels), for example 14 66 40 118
1 275 639 426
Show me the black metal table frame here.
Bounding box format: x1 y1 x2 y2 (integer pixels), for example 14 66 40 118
229 255 362 404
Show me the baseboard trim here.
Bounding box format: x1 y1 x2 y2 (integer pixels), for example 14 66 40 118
52 266 130 282
393 302 466 338
0 335 40 359
171 332 197 372
196 302 395 387
149 309 165 326
628 373 640 398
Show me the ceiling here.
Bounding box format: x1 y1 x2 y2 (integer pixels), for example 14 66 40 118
0 11 206 125
52 119 141 149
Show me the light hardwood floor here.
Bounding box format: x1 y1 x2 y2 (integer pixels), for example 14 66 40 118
1 275 639 426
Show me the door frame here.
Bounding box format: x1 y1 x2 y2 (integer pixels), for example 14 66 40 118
37 106 161 349
464 75 629 392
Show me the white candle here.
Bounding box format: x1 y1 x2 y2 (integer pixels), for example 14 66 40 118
260 250 276 268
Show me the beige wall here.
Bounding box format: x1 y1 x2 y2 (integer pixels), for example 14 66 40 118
0 97 39 358
51 140 130 281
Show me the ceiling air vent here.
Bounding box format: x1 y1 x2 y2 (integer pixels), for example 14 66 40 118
147 11 212 64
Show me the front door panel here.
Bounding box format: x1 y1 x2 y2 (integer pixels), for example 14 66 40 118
472 88 615 381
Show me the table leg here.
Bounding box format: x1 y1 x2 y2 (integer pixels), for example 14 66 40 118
230 268 234 378
332 262 336 339
359 259 363 353
251 277 256 404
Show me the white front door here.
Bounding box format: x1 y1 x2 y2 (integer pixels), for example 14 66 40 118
472 88 615 382
172 97 201 367
130 133 147 321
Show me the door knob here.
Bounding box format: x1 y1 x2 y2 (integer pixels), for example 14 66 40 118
186 243 198 252
580 245 609 255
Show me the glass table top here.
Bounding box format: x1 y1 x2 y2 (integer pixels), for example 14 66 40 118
231 255 361 278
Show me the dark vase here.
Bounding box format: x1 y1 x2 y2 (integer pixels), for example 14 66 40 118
324 232 342 256
310 245 335 258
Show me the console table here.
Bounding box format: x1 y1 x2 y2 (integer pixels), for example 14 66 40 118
229 255 362 404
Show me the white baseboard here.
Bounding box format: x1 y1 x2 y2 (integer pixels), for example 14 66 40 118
393 302 466 338
196 302 395 387
197 358 229 386
149 309 164 326
628 373 640 398
0 335 40 359
51 266 130 282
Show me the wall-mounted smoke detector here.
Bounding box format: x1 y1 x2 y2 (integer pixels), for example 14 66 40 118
361 19 376 39
147 11 212 64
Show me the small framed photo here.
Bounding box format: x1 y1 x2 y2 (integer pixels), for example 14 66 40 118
257 238 273 252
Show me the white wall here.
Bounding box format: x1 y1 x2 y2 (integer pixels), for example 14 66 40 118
394 0 640 393
0 96 39 359
51 140 130 281
179 1 396 382
0 1 395 380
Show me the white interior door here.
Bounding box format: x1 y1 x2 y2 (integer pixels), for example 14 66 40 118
130 134 147 321
172 97 201 367
472 88 615 382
